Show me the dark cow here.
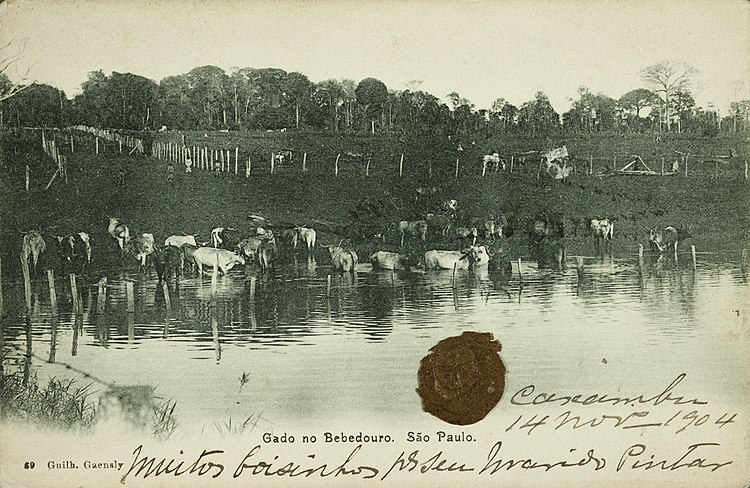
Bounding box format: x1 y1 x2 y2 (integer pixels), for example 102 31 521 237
60 232 92 274
152 246 182 282
397 220 428 246
180 243 199 275
210 227 241 250
528 212 565 269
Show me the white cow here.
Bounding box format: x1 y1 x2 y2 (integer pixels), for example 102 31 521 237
192 247 246 275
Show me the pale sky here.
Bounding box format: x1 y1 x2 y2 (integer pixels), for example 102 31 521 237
1 0 748 113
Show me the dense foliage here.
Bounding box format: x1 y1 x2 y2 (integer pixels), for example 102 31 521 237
1 63 748 137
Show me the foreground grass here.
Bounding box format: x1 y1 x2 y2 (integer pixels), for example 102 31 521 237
0 369 178 439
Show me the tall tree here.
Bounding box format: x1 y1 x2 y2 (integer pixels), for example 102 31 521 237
640 60 698 132
283 72 313 129
355 77 388 134
619 88 659 132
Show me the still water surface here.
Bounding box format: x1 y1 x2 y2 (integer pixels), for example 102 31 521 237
2 253 748 431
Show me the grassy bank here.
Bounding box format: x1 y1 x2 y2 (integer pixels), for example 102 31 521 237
1 131 749 281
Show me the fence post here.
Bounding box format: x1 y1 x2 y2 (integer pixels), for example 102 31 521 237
335 154 340 177
510 155 514 173
247 156 252 177
399 154 404 177
70 274 80 314
302 152 307 173
455 158 459 179
685 154 689 177
366 156 370 177
20 254 32 314
96 137 99 154
119 140 123 153
235 147 239 175
613 155 616 171
589 155 593 175
271 152 275 174
46 270 58 315
25 165 29 192
715 161 719 181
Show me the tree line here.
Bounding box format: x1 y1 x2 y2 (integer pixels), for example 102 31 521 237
1 60 748 136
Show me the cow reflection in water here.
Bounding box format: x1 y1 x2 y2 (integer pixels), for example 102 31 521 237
527 212 566 270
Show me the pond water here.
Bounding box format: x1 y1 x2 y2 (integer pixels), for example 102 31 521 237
2 252 748 433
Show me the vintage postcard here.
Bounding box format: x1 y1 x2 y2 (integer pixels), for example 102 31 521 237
0 0 748 487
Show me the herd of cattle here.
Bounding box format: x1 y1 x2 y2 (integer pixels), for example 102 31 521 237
19 199 693 287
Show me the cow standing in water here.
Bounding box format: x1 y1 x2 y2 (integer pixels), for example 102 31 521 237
22 230 46 274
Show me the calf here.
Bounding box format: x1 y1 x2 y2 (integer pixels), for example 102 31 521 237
369 251 408 270
22 230 46 273
108 217 130 250
589 218 614 253
192 247 245 275
164 234 198 248
648 226 692 254
397 220 428 246
152 246 182 282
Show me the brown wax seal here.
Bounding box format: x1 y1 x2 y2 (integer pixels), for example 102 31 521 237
416 331 506 425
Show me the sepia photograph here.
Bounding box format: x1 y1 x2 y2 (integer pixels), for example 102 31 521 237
0 0 748 486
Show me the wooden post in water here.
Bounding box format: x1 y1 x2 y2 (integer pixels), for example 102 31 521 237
25 165 29 192
302 152 307 173
517 258 523 285
70 274 80 314
249 276 256 301
211 254 219 295
638 244 644 265
96 277 107 315
399 154 404 177
335 154 340 177
20 254 32 314
126 281 135 313
46 270 58 315
691 245 697 270
576 257 585 281
161 281 171 312
326 274 332 297
452 263 457 289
